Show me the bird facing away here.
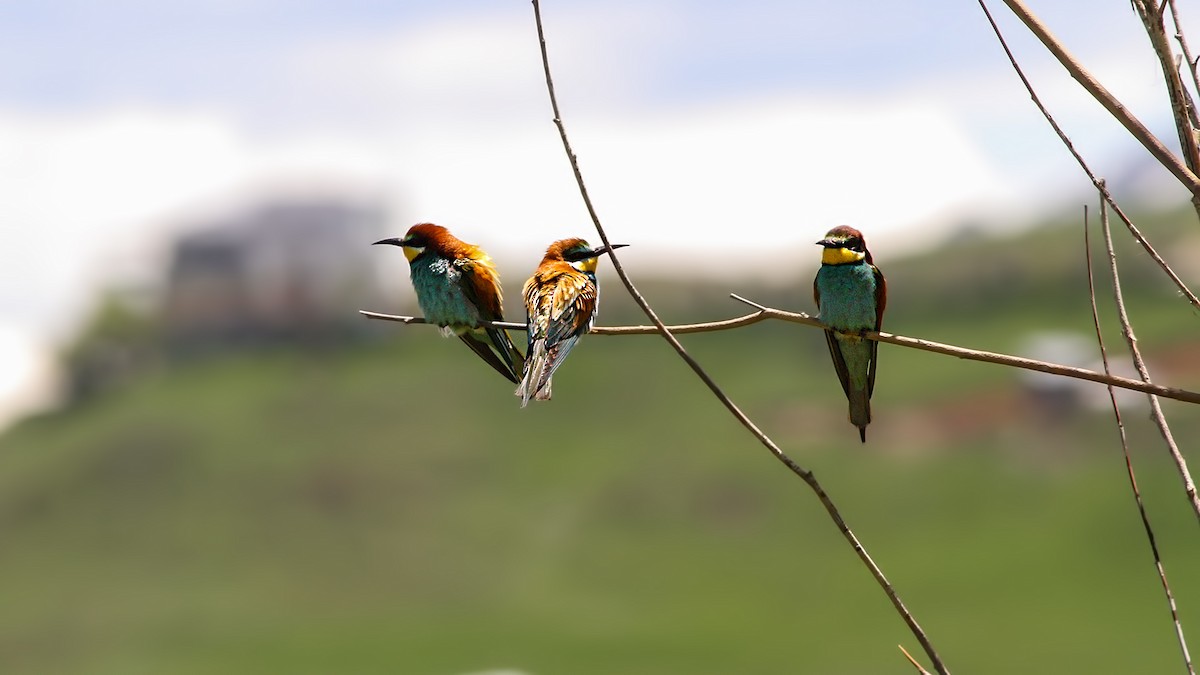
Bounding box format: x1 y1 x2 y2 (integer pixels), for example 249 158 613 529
517 238 628 406
813 225 887 443
374 223 525 383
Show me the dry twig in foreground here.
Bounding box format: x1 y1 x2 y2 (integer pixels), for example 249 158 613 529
529 0 950 672
1132 0 1200 199
1098 200 1200 525
899 644 934 675
1085 204 1195 675
359 308 1200 406
997 0 1200 199
979 0 1200 311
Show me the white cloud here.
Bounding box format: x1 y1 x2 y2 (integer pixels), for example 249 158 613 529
0 109 244 336
0 324 59 430
0 0 1190 429
277 2 677 132
392 94 1007 262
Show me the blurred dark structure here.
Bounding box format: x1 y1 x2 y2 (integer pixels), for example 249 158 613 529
64 289 161 405
65 195 392 405
163 197 389 355
1018 332 1092 422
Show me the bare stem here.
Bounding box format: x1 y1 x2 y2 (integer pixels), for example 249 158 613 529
530 1 949 672
996 0 1200 199
359 308 1200 406
1132 0 1200 219
1086 202 1195 675
979 0 1200 310
1099 194 1200 524
1133 0 1200 172
1167 0 1200 117
899 644 934 675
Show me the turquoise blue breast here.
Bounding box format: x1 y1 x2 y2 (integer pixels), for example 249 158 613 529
815 262 878 330
409 257 482 327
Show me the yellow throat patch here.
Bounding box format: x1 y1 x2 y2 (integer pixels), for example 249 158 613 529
572 257 599 273
821 246 866 265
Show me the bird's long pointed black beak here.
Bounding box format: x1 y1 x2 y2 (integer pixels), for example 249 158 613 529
816 238 838 248
373 237 405 247
593 243 629 256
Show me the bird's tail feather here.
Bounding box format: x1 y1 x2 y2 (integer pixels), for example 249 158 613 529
848 388 871 443
487 326 526 382
459 332 519 384
516 339 553 406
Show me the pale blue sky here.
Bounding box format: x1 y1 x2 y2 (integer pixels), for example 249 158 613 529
0 0 1191 424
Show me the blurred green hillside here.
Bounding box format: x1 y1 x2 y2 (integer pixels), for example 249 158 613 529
2 210 1200 674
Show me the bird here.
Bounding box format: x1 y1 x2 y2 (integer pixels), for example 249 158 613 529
373 223 525 383
517 237 627 406
813 225 887 443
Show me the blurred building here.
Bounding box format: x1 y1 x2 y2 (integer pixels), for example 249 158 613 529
163 197 389 353
1017 331 1146 422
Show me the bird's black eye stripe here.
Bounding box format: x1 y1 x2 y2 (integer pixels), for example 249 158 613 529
847 237 864 251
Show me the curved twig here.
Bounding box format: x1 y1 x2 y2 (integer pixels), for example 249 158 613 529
359 307 1200 406
358 309 768 334
530 1 950 672
995 0 1200 200
980 0 1200 311
1132 0 1200 178
1099 198 1200 525
899 644 934 675
1086 203 1195 675
1167 0 1200 117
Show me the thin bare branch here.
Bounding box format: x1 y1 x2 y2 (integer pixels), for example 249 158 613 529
1086 203 1195 675
729 295 1200 406
1168 0 1200 117
1132 0 1200 179
979 0 1200 310
1100 195 1200 524
899 644 934 675
994 0 1200 199
530 1 950 672
357 309 768 334
359 307 1200 405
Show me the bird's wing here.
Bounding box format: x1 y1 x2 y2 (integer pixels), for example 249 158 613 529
823 329 854 400
815 275 853 399
458 332 519 384
522 272 549 344
524 270 595 395
517 270 558 403
872 264 887 330
456 256 505 321
455 256 523 381
867 264 886 397
546 271 596 345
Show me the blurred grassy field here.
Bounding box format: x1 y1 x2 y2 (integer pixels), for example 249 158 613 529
2 212 1199 674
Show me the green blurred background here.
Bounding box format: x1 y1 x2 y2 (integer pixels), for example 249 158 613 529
3 203 1199 674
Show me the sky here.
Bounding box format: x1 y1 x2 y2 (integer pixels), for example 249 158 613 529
0 0 1193 426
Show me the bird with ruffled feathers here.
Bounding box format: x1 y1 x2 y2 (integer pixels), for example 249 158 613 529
517 237 627 406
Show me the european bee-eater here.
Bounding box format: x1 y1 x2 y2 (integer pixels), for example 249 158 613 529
374 223 525 383
813 225 887 443
517 238 627 406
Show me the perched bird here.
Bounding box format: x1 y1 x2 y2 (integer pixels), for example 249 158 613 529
517 238 627 406
373 223 525 383
813 225 887 443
